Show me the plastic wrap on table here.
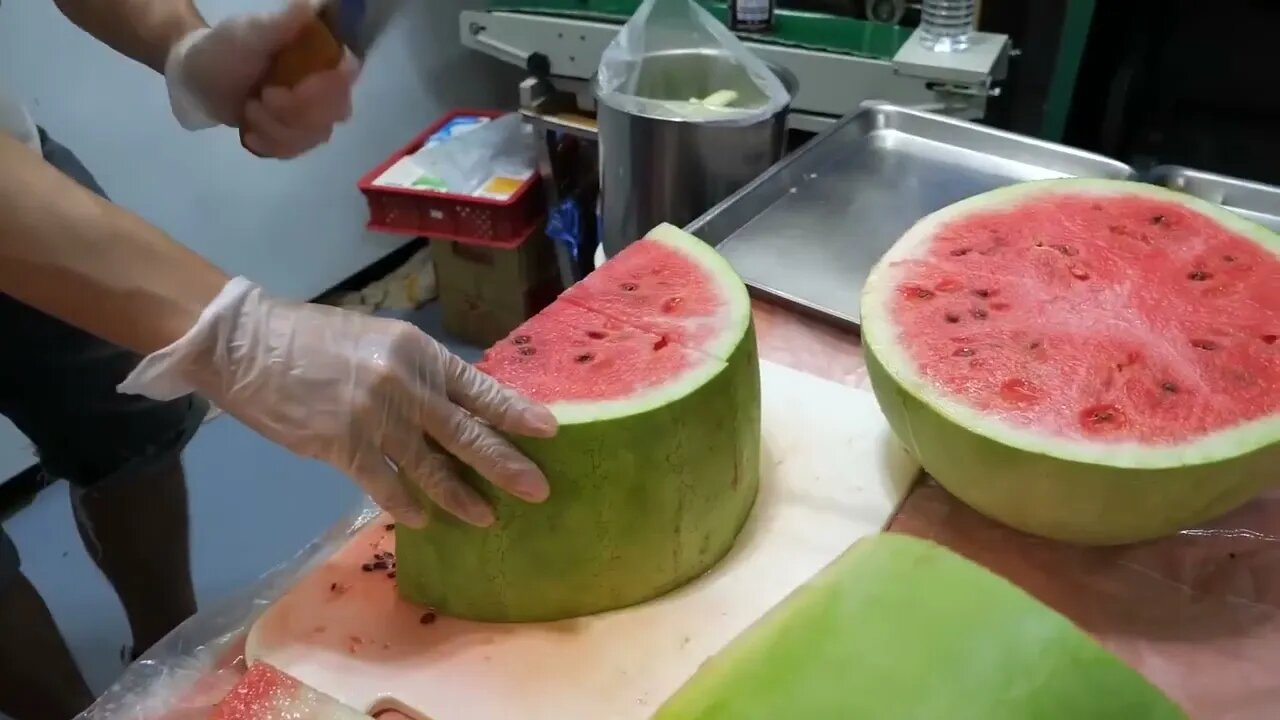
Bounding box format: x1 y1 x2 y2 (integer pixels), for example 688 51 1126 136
75 501 383 720
595 0 789 124
890 479 1280 719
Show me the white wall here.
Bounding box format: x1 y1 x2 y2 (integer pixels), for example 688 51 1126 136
0 0 522 477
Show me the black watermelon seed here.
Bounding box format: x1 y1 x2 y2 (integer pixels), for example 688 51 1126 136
1223 255 1236 262
1190 339 1217 351
512 335 531 345
1262 334 1277 345
621 282 639 292
586 330 607 340
973 288 992 298
1188 270 1211 281
420 612 437 625
1161 382 1178 393
915 288 934 299
517 346 536 356
1151 214 1166 225
575 353 595 363
944 312 961 324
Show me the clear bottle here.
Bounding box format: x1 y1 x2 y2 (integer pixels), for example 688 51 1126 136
729 0 775 33
917 0 976 53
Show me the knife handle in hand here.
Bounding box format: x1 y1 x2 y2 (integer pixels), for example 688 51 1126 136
239 12 346 156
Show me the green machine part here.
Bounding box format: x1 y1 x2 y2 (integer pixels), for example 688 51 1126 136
489 0 1095 141
488 0 913 59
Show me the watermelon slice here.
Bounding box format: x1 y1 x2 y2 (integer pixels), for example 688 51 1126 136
861 178 1280 544
396 223 761 622
211 662 367 719
654 532 1189 720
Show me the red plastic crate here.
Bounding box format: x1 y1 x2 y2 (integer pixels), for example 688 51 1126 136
357 109 544 248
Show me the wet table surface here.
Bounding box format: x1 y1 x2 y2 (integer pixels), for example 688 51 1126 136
146 298 1279 719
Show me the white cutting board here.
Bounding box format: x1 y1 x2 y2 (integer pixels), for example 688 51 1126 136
245 360 918 719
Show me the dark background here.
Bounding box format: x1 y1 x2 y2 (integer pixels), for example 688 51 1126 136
987 0 1279 185
794 0 1277 186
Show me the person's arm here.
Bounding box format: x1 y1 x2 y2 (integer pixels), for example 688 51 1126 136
51 0 208 74
0 132 228 354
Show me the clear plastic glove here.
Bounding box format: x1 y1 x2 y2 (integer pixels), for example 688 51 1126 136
118 278 557 529
164 1 358 158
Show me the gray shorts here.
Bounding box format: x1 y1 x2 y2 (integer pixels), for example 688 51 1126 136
0 131 208 590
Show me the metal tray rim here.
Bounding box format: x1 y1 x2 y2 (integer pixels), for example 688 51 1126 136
687 102 1138 241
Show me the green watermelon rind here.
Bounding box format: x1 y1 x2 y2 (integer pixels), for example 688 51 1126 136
860 179 1280 544
653 533 1190 720
396 226 762 622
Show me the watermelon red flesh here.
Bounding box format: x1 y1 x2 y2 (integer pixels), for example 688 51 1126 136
890 191 1279 444
559 224 745 361
211 663 367 719
477 301 706 405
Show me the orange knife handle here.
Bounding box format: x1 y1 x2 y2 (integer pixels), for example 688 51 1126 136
239 13 346 156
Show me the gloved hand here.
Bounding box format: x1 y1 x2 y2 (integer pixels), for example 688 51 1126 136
117 278 558 529
164 1 358 158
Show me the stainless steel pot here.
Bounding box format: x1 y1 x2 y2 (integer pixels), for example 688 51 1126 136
594 51 798 256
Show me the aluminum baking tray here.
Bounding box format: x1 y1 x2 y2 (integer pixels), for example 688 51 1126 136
688 102 1136 326
1145 165 1280 233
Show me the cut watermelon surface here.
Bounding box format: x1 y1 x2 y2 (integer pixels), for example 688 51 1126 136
211 663 367 719
396 223 761 622
654 533 1188 720
477 301 721 422
862 179 1280 544
558 224 751 361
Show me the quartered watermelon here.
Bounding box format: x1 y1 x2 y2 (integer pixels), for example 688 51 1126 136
396 224 761 622
861 178 1280 544
655 533 1188 719
211 663 367 719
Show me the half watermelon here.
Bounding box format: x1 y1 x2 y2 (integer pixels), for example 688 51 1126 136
396 224 761 622
861 178 1280 544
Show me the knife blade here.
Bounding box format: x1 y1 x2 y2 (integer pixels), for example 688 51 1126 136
240 0 399 152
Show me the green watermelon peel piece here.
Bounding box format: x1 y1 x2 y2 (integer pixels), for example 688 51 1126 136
654 532 1189 720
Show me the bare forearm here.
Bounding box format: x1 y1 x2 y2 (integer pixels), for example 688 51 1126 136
0 134 229 354
52 0 207 73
